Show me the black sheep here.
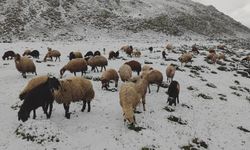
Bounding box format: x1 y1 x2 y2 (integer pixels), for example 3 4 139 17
2 50 15 60
149 47 153 53
108 51 116 60
18 77 61 122
115 51 119 58
28 50 40 59
162 50 167 59
167 81 180 106
94 51 101 56
84 51 94 58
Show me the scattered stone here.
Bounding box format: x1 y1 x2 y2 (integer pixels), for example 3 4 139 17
165 58 177 61
206 83 217 88
181 103 193 109
234 80 240 85
200 78 207 82
211 71 217 74
219 97 227 101
198 93 213 100
128 124 145 132
216 60 226 66
168 115 187 125
36 60 43 63
232 92 241 97
217 66 230 71
190 70 200 76
237 126 250 133
187 86 198 91
246 96 250 101
47 64 55 67
237 71 249 78
3 63 9 65
229 86 238 90
192 138 208 149
163 106 175 112
144 61 153 64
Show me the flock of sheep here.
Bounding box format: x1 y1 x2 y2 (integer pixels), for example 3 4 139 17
2 43 250 127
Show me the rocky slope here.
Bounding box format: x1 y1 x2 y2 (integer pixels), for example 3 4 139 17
0 0 250 42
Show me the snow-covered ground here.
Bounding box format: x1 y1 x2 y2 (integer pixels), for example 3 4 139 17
0 39 250 150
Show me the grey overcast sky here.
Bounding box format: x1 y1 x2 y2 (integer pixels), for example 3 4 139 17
193 0 250 28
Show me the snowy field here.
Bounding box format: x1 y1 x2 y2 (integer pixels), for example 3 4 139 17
0 39 250 150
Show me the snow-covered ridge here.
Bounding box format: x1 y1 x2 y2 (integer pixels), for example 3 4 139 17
0 0 250 42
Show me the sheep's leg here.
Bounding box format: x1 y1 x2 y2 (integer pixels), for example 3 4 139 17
115 80 118 88
47 103 53 118
148 84 151 93
59 57 60 62
137 71 140 76
22 72 27 78
81 101 86 112
96 67 99 72
177 95 179 104
142 97 146 111
87 101 91 112
74 72 76 76
104 66 106 71
157 84 160 92
133 115 136 124
55 57 57 62
33 110 36 119
63 104 70 119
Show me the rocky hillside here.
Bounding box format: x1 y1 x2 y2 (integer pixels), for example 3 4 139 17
0 0 250 42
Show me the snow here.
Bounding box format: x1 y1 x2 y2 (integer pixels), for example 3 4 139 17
0 38 250 150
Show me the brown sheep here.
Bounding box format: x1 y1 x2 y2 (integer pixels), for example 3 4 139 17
100 69 119 90
141 69 163 93
44 49 61 62
87 55 108 72
178 52 193 66
124 60 141 75
121 45 133 57
14 54 37 78
166 64 176 83
60 58 88 78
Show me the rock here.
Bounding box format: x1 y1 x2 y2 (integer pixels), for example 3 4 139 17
216 60 226 66
217 66 230 71
206 83 217 88
144 61 153 64
237 71 249 78
198 93 213 99
187 86 198 91
234 80 240 85
211 71 217 74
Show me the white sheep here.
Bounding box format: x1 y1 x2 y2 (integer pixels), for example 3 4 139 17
166 64 176 83
118 64 132 82
100 69 119 89
60 58 88 78
14 54 37 78
87 55 108 72
53 77 95 119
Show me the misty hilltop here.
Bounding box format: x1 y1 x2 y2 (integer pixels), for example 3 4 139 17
0 0 250 42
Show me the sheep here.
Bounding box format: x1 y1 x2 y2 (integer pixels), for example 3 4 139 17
149 47 153 53
53 77 95 119
94 51 101 56
87 55 108 72
84 51 94 58
140 69 163 93
218 53 225 60
69 51 83 60
217 44 226 50
14 54 37 78
60 58 88 78
208 48 216 54
119 64 132 82
124 60 141 75
162 50 167 59
166 43 173 51
27 50 40 59
19 76 49 100
206 53 217 64
167 80 180 106
108 51 116 60
18 76 61 122
44 49 61 62
121 45 133 57
100 69 119 90
191 44 199 54
22 49 31 56
178 52 193 66
142 65 153 72
132 49 141 57
2 50 15 60
242 56 250 63
166 64 176 83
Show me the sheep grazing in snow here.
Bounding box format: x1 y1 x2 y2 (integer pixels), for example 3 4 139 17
120 76 149 124
166 64 176 83
69 51 83 60
142 65 153 72
217 44 226 50
94 51 101 56
18 76 61 122
22 49 31 56
124 60 141 75
27 50 40 59
206 53 217 64
53 77 95 119
149 47 153 53
166 43 173 51
208 48 216 54
100 69 119 90
108 51 119 60
44 48 61 62
178 52 193 66
140 69 163 93
242 56 250 63
162 50 167 59
60 58 88 78
132 49 141 57
87 55 108 72
121 45 133 57
167 80 180 106
191 44 199 54
217 53 225 60
84 51 94 58
19 75 49 100
119 64 132 82
14 54 37 78
2 50 15 60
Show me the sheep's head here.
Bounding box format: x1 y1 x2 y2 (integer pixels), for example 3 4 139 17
101 79 109 90
60 68 66 78
48 76 61 91
18 105 29 122
14 54 21 61
123 110 135 125
2 55 5 60
69 52 75 60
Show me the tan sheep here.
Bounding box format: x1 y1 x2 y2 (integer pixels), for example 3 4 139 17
118 64 132 82
19 76 48 100
178 52 193 66
242 56 250 62
87 55 108 72
119 82 141 124
206 53 217 64
218 53 225 60
69 51 83 60
14 54 37 78
22 49 31 56
141 69 163 93
121 45 133 57
100 69 119 89
132 49 141 57
166 64 176 83
141 65 153 72
166 43 173 51
53 77 95 119
60 58 88 78
44 49 61 62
